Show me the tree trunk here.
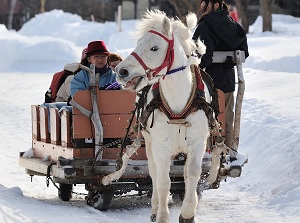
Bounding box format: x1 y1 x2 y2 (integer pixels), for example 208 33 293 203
167 0 198 21
7 0 17 30
260 0 273 32
40 0 46 13
234 0 249 33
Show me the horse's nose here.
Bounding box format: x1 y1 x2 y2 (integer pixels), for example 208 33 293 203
118 68 129 78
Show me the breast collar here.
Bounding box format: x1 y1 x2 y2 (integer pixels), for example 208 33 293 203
153 65 205 120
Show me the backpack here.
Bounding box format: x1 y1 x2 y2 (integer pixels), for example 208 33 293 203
44 70 73 103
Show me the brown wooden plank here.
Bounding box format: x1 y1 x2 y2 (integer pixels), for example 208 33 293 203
102 147 147 160
72 90 136 139
39 106 50 143
50 107 61 145
60 109 72 147
31 105 40 141
73 113 134 139
32 140 94 162
72 90 136 115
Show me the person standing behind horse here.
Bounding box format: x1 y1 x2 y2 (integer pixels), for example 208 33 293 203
70 40 117 97
193 0 249 148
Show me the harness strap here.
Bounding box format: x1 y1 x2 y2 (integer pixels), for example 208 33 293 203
139 87 161 129
199 68 220 118
193 65 205 92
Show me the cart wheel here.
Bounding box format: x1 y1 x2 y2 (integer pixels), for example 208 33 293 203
87 188 113 211
94 191 113 211
58 183 73 201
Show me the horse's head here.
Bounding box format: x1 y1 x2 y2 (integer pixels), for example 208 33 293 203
116 10 206 91
116 10 173 91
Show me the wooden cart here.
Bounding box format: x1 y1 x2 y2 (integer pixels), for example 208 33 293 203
19 50 245 210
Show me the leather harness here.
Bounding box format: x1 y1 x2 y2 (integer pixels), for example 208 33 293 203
136 65 219 130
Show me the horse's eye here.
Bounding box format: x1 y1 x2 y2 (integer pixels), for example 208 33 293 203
150 46 159 51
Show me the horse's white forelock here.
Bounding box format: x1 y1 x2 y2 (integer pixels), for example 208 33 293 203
136 9 199 57
136 9 169 38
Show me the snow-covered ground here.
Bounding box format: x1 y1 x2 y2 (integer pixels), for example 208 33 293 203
0 10 300 223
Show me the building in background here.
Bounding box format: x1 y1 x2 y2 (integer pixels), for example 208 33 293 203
0 0 299 31
0 0 123 30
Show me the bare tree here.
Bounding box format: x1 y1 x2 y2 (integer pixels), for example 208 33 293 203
234 0 249 33
164 0 253 32
260 0 273 32
166 0 198 21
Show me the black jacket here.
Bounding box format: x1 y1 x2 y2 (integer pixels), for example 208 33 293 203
193 8 249 93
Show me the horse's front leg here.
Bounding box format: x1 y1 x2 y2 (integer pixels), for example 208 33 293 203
180 143 205 223
145 137 159 222
152 144 172 223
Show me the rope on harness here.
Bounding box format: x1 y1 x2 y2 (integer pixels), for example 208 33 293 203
118 105 138 165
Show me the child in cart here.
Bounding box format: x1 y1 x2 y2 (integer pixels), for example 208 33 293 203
70 40 121 98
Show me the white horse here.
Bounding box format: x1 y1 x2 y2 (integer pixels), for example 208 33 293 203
116 10 211 223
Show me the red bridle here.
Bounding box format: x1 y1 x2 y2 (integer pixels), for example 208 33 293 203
130 30 175 80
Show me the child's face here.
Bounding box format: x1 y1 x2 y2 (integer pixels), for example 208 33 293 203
88 53 108 68
110 60 121 71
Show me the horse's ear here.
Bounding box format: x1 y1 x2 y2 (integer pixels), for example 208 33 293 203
186 12 197 29
162 17 171 37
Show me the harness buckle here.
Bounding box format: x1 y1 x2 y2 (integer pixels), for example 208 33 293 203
167 119 191 127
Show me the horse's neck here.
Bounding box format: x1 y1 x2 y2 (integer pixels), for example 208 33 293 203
159 49 192 114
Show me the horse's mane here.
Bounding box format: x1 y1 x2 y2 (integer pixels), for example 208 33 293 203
136 10 205 57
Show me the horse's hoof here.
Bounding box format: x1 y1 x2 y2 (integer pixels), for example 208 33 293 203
150 214 156 222
179 214 195 223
